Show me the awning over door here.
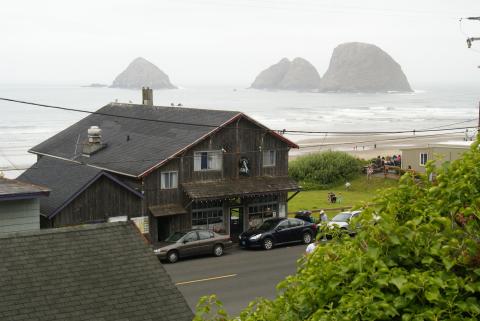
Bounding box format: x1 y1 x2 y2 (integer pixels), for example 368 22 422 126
149 204 188 217
182 176 300 201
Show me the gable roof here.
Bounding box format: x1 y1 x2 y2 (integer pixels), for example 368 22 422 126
0 177 50 201
29 103 298 177
17 156 142 218
0 222 193 321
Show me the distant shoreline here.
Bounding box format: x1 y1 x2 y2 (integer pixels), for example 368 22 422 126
289 132 467 160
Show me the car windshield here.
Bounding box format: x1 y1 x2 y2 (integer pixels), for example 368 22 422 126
165 231 187 242
257 220 279 231
331 213 352 222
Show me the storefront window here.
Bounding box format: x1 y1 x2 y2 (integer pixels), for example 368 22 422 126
192 201 225 233
248 196 279 228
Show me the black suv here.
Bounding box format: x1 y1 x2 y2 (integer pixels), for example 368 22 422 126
239 217 317 250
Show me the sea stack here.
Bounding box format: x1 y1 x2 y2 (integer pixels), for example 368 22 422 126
251 57 321 91
319 42 412 92
111 57 176 89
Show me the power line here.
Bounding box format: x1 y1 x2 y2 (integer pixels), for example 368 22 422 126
0 130 468 173
0 97 476 136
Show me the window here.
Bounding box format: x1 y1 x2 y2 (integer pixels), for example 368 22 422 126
161 171 178 189
192 207 224 233
198 230 214 240
248 197 279 228
183 232 198 243
194 151 223 171
420 153 428 166
276 220 290 230
288 218 304 227
263 150 276 167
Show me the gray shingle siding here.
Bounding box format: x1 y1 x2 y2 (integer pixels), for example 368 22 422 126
0 199 40 235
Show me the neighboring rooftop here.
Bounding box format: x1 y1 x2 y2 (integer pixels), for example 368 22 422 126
18 156 142 218
0 177 50 201
0 222 193 321
400 141 474 150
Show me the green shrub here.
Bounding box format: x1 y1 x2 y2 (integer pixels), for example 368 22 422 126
196 140 480 321
289 151 363 189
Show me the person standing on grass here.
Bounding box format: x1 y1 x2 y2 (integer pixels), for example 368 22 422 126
337 193 343 204
319 210 328 223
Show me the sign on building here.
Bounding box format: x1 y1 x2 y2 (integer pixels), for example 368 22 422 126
130 216 149 234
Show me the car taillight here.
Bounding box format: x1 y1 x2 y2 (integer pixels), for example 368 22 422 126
312 224 317 231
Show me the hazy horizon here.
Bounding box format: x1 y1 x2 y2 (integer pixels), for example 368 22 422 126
2 0 480 87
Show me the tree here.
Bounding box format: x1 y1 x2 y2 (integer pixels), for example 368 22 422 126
195 140 480 321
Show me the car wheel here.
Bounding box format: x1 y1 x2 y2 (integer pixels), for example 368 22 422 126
167 250 179 264
302 232 312 244
213 244 224 257
262 238 274 250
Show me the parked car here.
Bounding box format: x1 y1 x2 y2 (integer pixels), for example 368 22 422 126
154 229 233 263
239 217 317 250
322 210 362 235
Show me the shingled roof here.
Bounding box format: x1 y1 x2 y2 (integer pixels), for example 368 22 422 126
0 177 50 201
29 103 298 177
30 103 241 177
0 222 193 321
18 156 142 218
182 176 300 200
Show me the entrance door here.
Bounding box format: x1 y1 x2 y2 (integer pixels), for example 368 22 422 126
229 207 243 241
157 217 171 242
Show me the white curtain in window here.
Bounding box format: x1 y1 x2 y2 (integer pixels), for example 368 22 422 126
194 153 201 171
209 151 222 170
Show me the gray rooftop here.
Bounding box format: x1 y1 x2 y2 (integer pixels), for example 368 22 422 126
0 222 193 321
30 103 241 177
18 156 142 218
0 177 50 201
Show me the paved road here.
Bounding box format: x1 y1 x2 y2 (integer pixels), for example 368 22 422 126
163 243 307 316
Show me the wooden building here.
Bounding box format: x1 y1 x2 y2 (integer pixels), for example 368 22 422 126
0 177 49 235
19 89 300 242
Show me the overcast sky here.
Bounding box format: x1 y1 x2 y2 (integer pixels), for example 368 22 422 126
2 0 480 87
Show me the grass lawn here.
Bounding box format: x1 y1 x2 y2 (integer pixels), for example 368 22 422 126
288 176 398 218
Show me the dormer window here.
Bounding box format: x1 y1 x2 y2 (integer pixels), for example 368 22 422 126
263 150 276 167
194 151 223 171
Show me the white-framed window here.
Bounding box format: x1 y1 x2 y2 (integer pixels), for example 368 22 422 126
420 153 428 166
194 151 223 171
161 171 178 189
263 150 276 167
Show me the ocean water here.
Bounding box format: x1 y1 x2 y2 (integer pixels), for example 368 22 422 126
0 84 478 178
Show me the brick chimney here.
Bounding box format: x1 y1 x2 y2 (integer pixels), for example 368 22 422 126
142 87 153 106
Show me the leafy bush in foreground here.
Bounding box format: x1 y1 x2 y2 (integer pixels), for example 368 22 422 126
196 140 480 321
289 151 363 189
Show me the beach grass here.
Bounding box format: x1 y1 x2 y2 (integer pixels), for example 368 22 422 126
288 175 398 218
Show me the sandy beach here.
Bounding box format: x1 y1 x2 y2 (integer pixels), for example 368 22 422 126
289 132 469 160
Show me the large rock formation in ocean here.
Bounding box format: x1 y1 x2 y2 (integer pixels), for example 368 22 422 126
251 57 321 90
319 42 412 92
111 57 176 89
